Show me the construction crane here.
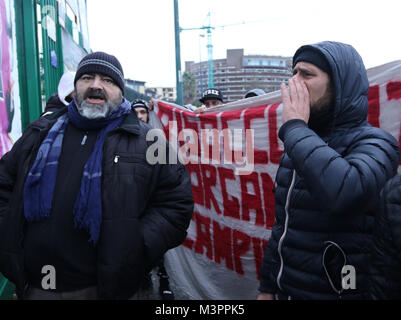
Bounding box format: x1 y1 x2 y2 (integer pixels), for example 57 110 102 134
180 12 249 89
173 0 266 105
180 12 216 88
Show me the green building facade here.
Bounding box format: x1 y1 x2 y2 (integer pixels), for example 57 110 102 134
0 0 90 299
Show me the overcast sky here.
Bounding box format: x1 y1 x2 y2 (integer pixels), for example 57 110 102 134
86 0 401 88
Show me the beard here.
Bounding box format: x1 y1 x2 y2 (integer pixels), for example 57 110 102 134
75 88 122 119
310 84 334 115
308 83 335 135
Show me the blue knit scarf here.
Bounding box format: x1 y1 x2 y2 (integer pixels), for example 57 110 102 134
24 99 131 244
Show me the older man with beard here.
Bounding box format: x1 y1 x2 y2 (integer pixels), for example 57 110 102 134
0 52 194 300
257 41 400 300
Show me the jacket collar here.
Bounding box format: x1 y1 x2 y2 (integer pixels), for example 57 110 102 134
115 110 141 135
30 107 68 131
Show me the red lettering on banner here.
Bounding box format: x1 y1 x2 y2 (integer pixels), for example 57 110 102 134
244 107 269 164
261 173 275 229
268 103 283 164
185 211 270 279
218 167 240 220
174 111 184 148
252 237 268 280
194 212 213 259
213 220 234 271
182 113 201 157
240 172 264 226
221 110 243 164
387 81 401 100
220 109 243 130
186 164 205 206
201 165 222 214
200 114 219 161
367 85 380 128
201 129 220 163
233 229 251 275
157 102 176 136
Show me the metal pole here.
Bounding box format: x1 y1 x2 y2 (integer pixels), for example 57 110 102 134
199 34 204 95
174 0 183 105
206 12 214 88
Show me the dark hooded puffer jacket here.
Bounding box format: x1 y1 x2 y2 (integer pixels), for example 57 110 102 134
0 107 194 299
259 41 400 300
370 174 401 299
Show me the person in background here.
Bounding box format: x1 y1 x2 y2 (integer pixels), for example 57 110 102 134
193 88 224 114
199 88 224 108
257 41 400 300
43 71 75 114
131 99 150 123
244 88 265 98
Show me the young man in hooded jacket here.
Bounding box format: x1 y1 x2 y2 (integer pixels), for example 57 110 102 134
257 41 400 300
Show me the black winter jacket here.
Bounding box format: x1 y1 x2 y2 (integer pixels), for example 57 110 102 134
43 94 66 114
0 107 194 299
259 41 400 300
370 174 401 299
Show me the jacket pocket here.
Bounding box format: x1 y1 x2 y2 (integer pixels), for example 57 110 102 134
112 153 152 180
102 153 153 220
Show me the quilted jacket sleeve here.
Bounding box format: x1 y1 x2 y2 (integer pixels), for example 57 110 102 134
278 119 400 214
370 175 401 299
259 224 280 294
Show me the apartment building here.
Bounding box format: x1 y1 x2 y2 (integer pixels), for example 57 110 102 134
146 86 177 103
185 49 292 102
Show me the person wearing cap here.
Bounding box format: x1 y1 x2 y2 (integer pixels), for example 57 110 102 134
43 71 75 114
131 99 149 123
199 88 223 108
0 51 194 300
244 88 265 99
257 41 400 300
193 88 224 114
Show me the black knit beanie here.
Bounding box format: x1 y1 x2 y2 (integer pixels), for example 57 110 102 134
293 48 332 78
74 52 125 94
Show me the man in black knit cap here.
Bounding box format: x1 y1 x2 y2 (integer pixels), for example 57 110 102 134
131 99 150 124
257 41 400 300
0 51 194 300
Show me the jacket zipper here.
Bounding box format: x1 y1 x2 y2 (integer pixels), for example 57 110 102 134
277 170 296 291
113 154 142 164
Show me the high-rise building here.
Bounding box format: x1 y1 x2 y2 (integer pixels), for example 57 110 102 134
185 49 292 103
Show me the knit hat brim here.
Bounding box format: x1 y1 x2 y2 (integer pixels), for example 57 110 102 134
293 48 332 77
74 52 125 94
